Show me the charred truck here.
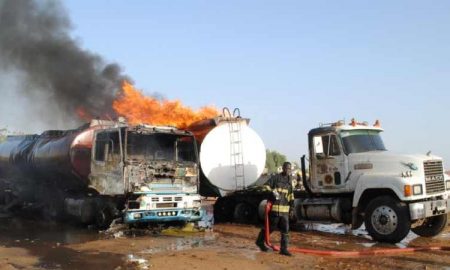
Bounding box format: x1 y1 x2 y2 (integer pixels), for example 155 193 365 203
0 120 203 228
202 116 450 243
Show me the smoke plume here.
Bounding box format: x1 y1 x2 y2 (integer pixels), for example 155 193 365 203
0 0 128 124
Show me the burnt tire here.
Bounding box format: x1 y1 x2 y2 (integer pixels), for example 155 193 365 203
233 202 256 224
364 196 411 243
411 214 448 237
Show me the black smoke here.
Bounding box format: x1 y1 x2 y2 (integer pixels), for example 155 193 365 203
0 0 128 122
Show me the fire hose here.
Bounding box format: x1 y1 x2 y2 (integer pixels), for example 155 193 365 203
264 201 450 257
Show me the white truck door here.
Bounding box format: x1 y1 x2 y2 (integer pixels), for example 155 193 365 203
311 133 348 191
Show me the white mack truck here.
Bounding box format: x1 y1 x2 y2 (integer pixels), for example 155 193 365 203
295 119 450 242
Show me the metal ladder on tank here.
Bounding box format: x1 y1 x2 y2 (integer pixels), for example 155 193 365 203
225 108 246 190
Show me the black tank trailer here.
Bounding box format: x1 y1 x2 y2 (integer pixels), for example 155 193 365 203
0 121 118 226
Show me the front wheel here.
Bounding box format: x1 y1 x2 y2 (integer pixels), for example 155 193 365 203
364 196 411 243
411 214 448 237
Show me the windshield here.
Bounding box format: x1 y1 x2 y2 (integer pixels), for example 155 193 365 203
126 132 197 163
340 130 387 154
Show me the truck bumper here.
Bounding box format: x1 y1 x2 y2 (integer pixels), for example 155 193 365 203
409 198 450 220
124 208 203 224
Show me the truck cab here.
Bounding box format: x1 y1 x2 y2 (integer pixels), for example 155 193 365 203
298 119 450 242
90 123 203 225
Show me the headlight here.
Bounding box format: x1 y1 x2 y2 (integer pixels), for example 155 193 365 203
446 180 450 190
413 184 423 195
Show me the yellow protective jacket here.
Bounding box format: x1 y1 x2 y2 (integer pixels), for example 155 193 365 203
263 173 294 216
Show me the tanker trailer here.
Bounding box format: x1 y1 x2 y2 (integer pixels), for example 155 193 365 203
187 108 270 223
0 120 203 229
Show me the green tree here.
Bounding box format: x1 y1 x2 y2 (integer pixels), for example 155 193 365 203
265 149 287 173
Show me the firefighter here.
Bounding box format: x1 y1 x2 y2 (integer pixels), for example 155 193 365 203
255 162 294 256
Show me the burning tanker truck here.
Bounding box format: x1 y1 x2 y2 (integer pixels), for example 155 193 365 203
0 119 203 228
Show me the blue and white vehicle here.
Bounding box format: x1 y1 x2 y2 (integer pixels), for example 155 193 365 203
88 122 204 226
114 125 203 224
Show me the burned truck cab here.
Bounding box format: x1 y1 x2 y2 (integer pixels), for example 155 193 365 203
90 124 203 224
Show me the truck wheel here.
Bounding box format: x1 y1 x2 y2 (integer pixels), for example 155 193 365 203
364 196 410 243
411 214 448 237
213 198 234 223
96 207 113 230
233 202 256 224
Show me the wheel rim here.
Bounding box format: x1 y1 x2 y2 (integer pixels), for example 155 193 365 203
371 205 398 235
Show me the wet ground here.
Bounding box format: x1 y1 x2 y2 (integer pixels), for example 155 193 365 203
0 212 449 270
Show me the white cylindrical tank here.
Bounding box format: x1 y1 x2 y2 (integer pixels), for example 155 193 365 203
198 120 266 195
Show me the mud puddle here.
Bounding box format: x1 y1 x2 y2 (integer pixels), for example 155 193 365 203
0 207 215 270
0 218 125 269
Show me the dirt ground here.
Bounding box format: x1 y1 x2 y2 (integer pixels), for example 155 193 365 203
0 217 449 270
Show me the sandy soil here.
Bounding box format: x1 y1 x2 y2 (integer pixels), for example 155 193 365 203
69 223 450 270
0 219 449 270
0 247 39 270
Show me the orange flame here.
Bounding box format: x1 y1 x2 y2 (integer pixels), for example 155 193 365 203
113 81 219 129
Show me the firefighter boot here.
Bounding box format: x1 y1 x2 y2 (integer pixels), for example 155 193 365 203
255 230 269 252
280 233 292 256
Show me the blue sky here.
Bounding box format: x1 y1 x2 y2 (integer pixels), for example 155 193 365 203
64 0 450 166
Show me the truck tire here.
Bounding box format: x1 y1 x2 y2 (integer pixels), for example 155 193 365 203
233 202 256 224
364 196 410 243
411 214 448 237
96 206 113 230
214 197 234 223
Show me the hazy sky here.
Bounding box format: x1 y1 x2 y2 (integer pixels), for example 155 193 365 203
59 1 450 166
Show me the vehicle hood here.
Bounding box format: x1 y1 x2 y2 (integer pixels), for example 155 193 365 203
348 151 443 176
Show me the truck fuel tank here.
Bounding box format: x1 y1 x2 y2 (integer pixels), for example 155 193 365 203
294 198 346 223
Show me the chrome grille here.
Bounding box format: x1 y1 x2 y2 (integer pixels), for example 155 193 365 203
424 160 445 194
163 197 172 202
